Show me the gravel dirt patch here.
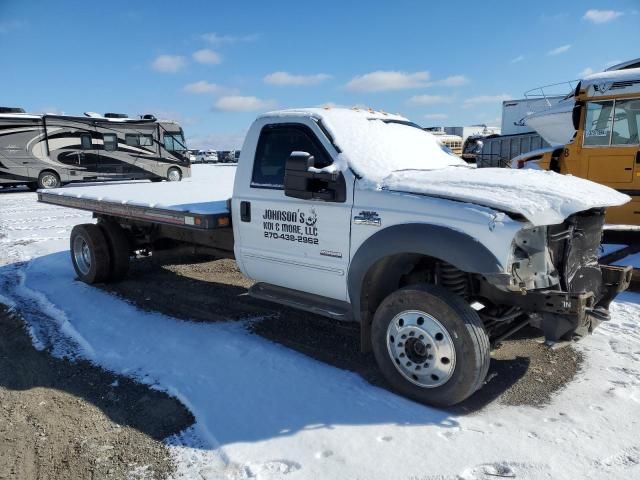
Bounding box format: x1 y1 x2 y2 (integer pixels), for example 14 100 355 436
103 256 583 412
0 304 194 480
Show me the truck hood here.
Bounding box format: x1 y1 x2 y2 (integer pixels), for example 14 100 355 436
381 167 630 226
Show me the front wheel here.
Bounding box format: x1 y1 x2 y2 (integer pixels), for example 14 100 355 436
371 284 490 407
167 167 182 182
38 171 61 189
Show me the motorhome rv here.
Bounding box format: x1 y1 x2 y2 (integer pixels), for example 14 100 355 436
0 108 190 189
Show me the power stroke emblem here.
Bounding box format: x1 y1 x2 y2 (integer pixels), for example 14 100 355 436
353 211 381 227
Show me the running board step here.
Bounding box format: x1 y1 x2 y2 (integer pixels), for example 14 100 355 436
248 282 353 321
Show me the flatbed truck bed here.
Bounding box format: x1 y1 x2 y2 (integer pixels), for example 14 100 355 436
38 166 236 256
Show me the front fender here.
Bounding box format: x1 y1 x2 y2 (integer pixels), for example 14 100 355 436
348 223 504 322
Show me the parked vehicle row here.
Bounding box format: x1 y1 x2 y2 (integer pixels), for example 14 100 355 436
190 149 240 164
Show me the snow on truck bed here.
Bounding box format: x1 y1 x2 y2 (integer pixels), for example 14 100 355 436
41 164 236 215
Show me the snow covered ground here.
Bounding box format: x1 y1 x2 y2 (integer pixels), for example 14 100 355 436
1 165 640 479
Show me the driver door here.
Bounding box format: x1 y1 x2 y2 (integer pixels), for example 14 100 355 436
234 120 353 301
584 99 638 187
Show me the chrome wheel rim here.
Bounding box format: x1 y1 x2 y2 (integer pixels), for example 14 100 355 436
386 310 456 388
73 236 91 275
167 169 180 181
41 174 58 188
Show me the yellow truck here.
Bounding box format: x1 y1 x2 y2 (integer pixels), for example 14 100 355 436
514 68 640 225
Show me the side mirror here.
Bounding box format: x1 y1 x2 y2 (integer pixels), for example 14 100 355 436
286 151 315 174
284 151 346 202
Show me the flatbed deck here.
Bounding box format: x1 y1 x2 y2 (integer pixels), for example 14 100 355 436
37 166 236 231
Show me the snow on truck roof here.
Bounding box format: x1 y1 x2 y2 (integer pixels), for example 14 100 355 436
260 107 465 184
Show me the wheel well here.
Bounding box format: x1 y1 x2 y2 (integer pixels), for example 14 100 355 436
359 253 470 351
39 168 60 178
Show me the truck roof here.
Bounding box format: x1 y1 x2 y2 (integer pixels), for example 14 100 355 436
258 107 465 183
260 107 406 121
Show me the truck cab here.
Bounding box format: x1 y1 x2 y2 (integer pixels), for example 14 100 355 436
514 68 640 225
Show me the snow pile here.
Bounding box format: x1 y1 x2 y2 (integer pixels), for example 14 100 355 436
40 164 236 215
383 168 630 225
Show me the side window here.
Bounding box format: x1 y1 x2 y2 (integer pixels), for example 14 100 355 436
164 135 175 151
251 124 331 188
125 133 138 146
140 134 153 146
80 133 92 150
103 134 118 151
583 101 613 146
612 99 640 145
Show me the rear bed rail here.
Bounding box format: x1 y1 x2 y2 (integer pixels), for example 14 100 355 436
38 191 230 230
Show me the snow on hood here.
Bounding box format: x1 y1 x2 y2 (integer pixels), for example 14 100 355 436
383 167 630 225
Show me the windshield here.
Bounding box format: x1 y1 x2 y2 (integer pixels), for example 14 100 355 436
164 131 187 153
321 110 466 183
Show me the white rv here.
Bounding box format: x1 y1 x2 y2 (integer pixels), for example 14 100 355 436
0 108 191 189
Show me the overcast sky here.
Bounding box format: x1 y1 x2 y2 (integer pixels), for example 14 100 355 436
1 0 638 148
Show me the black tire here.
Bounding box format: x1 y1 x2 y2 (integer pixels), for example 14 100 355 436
98 220 131 281
37 171 61 189
167 167 182 182
371 284 490 407
70 224 112 284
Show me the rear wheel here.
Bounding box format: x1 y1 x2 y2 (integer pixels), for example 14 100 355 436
38 171 61 189
167 167 182 182
98 220 131 281
371 284 490 407
70 224 111 284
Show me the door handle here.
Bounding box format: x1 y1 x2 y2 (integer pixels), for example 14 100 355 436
636 151 640 164
240 201 251 222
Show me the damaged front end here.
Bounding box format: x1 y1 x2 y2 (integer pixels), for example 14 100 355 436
481 208 632 343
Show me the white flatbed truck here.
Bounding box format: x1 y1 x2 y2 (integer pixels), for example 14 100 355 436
39 108 633 406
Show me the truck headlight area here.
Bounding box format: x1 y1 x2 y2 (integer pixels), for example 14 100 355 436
508 226 560 292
